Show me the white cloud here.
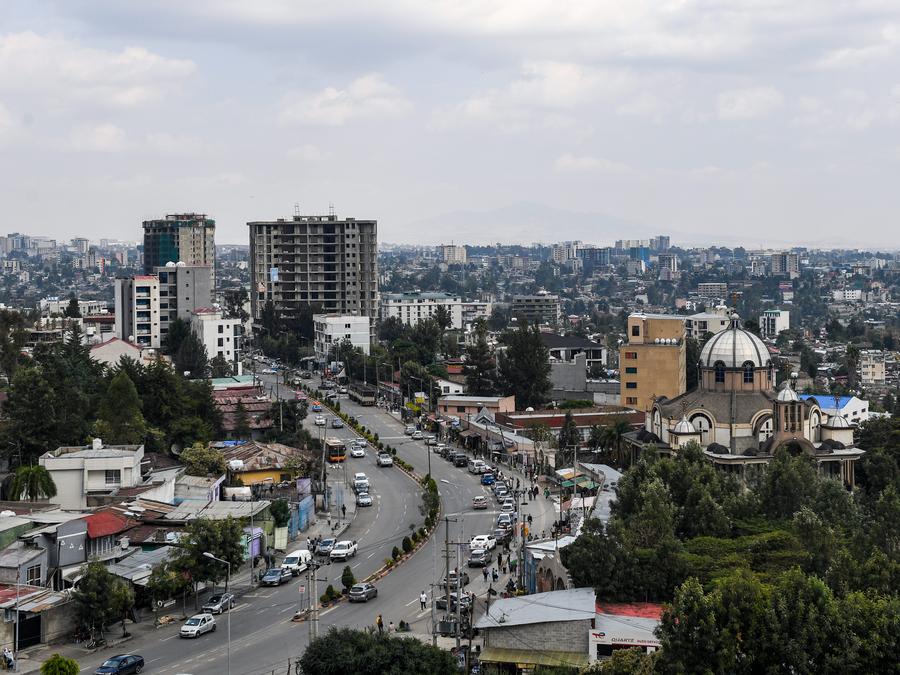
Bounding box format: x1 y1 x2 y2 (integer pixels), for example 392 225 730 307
814 24 900 69
716 87 784 121
279 73 410 126
144 132 208 155
67 123 129 152
0 31 196 109
286 144 330 160
553 153 629 174
0 102 15 140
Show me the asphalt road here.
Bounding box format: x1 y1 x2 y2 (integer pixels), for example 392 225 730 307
82 374 557 675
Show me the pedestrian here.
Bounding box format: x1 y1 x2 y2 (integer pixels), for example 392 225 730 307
388 620 395 633
516 477 520 490
420 590 427 610
492 568 499 582
496 552 502 568
527 514 533 526
376 614 383 634
482 567 489 582
306 536 311 550
341 503 346 519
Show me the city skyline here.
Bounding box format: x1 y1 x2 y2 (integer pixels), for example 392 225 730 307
1 2 900 248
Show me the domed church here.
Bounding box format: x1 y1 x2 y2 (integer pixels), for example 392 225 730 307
627 313 863 487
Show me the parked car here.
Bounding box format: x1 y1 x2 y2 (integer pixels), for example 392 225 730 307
469 534 497 551
411 430 424 440
467 548 492 568
377 453 394 467
496 513 513 528
281 549 312 576
315 538 336 556
436 592 473 611
300 371 312 379
404 425 416 435
481 473 495 486
201 592 235 614
314 415 326 426
493 527 513 545
348 583 378 602
180 613 217 638
424 435 437 446
453 453 468 467
338 386 348 394
353 473 370 493
319 381 335 390
330 540 359 561
331 417 344 429
357 493 373 507
94 655 145 674
472 495 488 510
500 502 516 515
261 567 292 586
441 570 470 588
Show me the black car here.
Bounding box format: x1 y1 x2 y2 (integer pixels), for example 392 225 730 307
348 583 378 602
95 654 145 675
260 567 292 586
453 454 468 467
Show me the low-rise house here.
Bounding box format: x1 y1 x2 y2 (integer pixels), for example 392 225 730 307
89 337 159 368
0 584 71 649
215 441 313 487
438 395 515 418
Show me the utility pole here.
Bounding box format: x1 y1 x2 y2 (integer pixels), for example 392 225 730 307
311 561 321 640
455 542 462 652
443 516 456 641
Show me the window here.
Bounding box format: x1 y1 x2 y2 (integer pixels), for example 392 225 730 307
743 361 755 384
218 338 224 347
631 325 640 336
626 397 638 405
623 352 637 360
714 361 726 384
456 406 466 413
25 564 41 585
218 325 224 333
626 382 637 389
105 470 121 485
625 367 637 374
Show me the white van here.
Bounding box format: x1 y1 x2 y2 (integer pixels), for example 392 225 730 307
281 549 312 576
468 459 486 474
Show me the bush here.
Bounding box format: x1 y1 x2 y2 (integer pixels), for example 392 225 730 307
419 527 427 539
425 516 433 529
341 565 356 590
384 558 394 568
392 546 401 560
402 536 413 553
373 433 379 443
40 654 80 675
411 531 419 544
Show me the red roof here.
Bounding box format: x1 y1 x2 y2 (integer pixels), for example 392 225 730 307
82 511 132 538
596 602 664 620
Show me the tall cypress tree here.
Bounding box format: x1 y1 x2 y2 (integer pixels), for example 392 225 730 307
464 328 497 396
497 322 551 409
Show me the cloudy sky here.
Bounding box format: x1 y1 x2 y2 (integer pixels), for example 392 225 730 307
2 1 899 248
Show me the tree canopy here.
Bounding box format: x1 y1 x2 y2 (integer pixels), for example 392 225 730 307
497 322 551 409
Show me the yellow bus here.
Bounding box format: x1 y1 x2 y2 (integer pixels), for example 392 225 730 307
326 438 347 463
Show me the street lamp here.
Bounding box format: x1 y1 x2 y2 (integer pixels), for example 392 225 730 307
203 552 231 675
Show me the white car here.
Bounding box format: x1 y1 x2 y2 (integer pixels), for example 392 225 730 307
350 446 366 458
377 453 394 467
469 534 497 551
404 425 416 435
180 613 216 638
314 416 326 426
329 540 358 561
411 430 424 440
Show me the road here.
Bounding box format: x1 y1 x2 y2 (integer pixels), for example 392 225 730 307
80 373 557 675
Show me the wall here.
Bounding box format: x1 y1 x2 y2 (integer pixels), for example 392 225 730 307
485 618 591 655
44 468 85 509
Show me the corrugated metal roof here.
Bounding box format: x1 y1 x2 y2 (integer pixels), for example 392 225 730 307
165 500 270 521
479 647 589 668
82 511 133 538
475 588 596 630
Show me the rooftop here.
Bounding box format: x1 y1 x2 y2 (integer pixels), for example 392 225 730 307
474 587 596 630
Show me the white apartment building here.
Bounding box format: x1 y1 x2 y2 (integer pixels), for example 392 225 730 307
114 275 161 348
39 439 146 510
461 300 493 327
860 350 886 385
440 245 467 265
833 289 863 302
191 308 242 374
380 292 463 330
697 282 728 300
683 307 730 340
39 297 107 317
759 309 790 339
313 313 371 362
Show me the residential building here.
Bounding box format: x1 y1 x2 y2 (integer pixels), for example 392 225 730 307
39 297 107 317
39 439 147 510
759 309 790 339
657 253 678 278
684 307 730 340
248 213 378 325
313 313 371 361
89 337 157 368
859 350 886 385
435 378 464 395
437 395 515 418
114 275 161 348
439 244 467 265
697 282 728 300
142 213 216 286
577 246 611 267
475 588 596 672
380 292 463 329
511 292 560 325
155 263 214 338
650 235 671 251
619 313 686 411
460 300 492 326
191 308 242 374
540 333 607 370
770 251 800 278
833 288 863 302
214 441 314 486
799 394 870 424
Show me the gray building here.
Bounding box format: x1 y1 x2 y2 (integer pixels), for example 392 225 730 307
248 213 378 326
154 262 214 340
142 213 216 286
511 292 560 326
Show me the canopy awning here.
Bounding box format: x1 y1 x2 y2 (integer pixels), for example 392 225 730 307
479 647 589 668
560 480 575 488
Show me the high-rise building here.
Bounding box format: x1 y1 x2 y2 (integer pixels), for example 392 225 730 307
511 292 561 326
248 213 378 326
440 245 467 265
154 263 213 343
770 252 800 278
142 214 216 290
620 313 686 411
759 309 790 339
114 275 161 348
651 235 671 252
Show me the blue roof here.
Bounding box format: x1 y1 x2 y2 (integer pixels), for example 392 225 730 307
799 394 853 410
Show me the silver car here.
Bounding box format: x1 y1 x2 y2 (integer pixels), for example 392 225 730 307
180 613 216 638
201 593 235 615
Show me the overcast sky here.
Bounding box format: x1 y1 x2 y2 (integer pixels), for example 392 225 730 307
1 1 899 249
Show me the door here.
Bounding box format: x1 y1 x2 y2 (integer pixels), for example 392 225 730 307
17 612 42 649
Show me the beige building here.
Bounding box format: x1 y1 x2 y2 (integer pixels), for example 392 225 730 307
619 313 686 411
440 244 467 265
860 350 886 385
438 395 516 418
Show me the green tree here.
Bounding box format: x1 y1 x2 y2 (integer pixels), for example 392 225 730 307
270 499 291 527
174 331 209 379
95 370 147 444
109 579 135 637
497 322 551 409
146 560 192 621
556 411 580 467
71 562 119 639
40 654 80 675
300 627 457 675
163 317 191 355
172 517 244 608
581 648 655 674
63 294 81 318
463 329 497 396
0 308 27 382
8 464 57 501
4 366 62 461
232 401 252 440
209 354 234 378
656 578 728 674
757 449 818 519
341 565 356 591
179 442 225 477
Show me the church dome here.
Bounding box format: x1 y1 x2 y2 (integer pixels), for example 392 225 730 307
776 381 799 402
672 415 696 434
700 314 770 368
824 413 851 429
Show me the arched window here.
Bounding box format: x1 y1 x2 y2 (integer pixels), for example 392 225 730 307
743 361 755 384
714 360 726 384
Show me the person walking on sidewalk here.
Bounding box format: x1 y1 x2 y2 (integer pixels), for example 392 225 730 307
419 590 427 610
341 503 346 519
482 567 489 582
376 614 384 634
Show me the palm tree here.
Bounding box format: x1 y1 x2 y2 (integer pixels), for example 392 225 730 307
588 425 604 454
604 418 632 467
9 464 57 502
